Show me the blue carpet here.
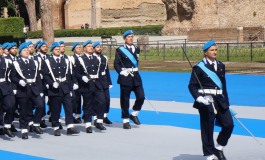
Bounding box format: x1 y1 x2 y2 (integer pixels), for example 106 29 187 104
109 71 265 107
0 150 53 160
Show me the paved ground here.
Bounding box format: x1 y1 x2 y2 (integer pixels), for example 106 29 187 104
1 99 265 160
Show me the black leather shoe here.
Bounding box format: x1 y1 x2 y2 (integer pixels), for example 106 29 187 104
73 117 82 124
54 129 61 136
66 128 80 135
123 122 131 129
0 128 4 135
11 124 17 132
40 119 48 128
129 115 141 125
86 126 93 133
103 117 112 124
95 123 106 130
32 126 43 134
22 132 28 139
4 128 15 137
214 148 226 160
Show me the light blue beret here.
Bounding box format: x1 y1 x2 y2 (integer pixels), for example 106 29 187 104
50 42 60 52
59 41 64 45
18 42 28 55
7 42 17 50
123 30 134 38
26 41 33 46
202 40 216 51
38 41 47 49
82 40 92 48
35 40 41 49
72 42 81 51
2 42 9 49
92 41 100 48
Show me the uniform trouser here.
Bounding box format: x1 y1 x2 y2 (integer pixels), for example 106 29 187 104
17 95 45 129
198 100 234 156
28 95 45 122
82 89 105 123
49 93 73 127
0 94 15 125
120 84 145 119
73 90 82 115
103 88 110 114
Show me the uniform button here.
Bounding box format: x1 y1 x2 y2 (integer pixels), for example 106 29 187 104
28 69 30 70
58 67 60 69
28 74 30 75
92 65 94 66
59 72 61 73
92 70 94 71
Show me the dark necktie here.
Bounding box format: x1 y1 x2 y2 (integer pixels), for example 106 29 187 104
129 47 133 53
43 56 46 60
56 58 60 63
25 59 29 65
211 63 215 71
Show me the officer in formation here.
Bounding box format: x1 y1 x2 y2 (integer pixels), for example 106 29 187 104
69 42 83 124
75 40 107 133
42 42 80 136
114 30 145 129
2 42 10 57
92 42 113 124
10 43 45 139
188 40 234 160
0 45 16 137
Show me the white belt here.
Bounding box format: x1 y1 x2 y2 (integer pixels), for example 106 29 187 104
90 75 98 79
55 77 66 82
25 79 36 83
122 68 138 72
102 71 106 75
0 78 6 82
198 89 223 95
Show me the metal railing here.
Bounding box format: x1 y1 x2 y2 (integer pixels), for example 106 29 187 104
100 41 265 62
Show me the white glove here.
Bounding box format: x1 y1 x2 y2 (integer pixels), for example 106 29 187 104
109 85 113 89
120 70 129 77
196 96 211 105
73 83 79 90
13 90 17 95
40 93 44 97
82 76 89 83
19 80 27 87
53 82 59 88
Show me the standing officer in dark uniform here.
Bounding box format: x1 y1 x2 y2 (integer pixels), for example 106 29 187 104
93 42 113 124
69 42 82 124
10 43 45 139
188 40 234 160
42 42 80 136
0 48 16 137
114 30 145 129
75 40 106 133
0 44 3 55
2 42 10 57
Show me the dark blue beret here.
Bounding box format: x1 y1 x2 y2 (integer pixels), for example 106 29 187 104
35 40 41 49
92 41 100 48
203 40 216 51
123 30 134 38
38 41 47 49
7 42 17 50
2 42 9 49
50 42 60 52
19 42 28 55
72 42 81 51
59 41 64 45
82 40 92 48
